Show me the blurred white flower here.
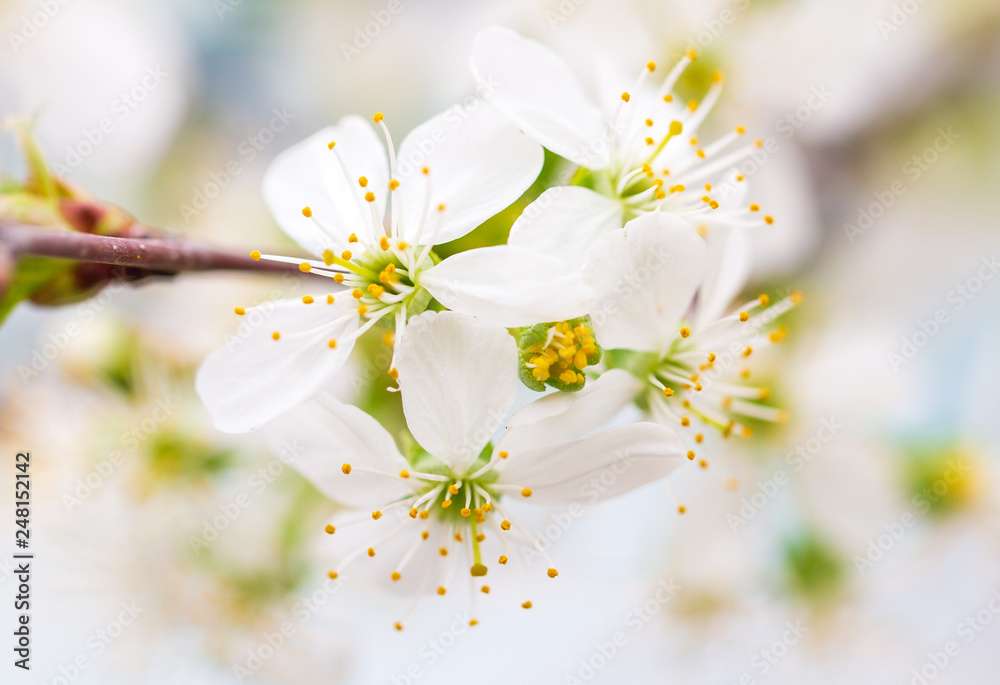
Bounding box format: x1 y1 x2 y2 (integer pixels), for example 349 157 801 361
196 103 590 433
266 311 683 627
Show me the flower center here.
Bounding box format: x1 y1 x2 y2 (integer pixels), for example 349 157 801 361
517 318 601 392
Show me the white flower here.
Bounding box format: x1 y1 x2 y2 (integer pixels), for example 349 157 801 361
197 102 590 433
584 212 800 448
266 311 684 627
470 26 771 276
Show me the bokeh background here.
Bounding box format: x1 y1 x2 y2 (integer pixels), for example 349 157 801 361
2 0 999 682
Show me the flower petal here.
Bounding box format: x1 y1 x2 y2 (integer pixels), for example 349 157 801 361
265 393 414 510
499 370 642 456
499 422 684 504
470 26 608 168
395 102 544 245
696 223 752 329
195 298 359 433
421 245 591 328
263 116 388 255
584 212 706 353
508 186 625 271
394 311 518 473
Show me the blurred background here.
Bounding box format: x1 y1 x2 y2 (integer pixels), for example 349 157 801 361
1 0 999 682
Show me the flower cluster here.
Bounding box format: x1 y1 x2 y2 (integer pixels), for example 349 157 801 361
196 26 798 627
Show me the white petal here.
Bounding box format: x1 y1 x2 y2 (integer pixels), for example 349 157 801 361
394 311 518 473
263 117 388 255
696 224 752 329
395 102 544 245
195 298 359 433
469 26 608 168
265 394 413 510
508 186 624 270
499 370 643 456
421 245 591 328
584 213 706 353
498 423 684 504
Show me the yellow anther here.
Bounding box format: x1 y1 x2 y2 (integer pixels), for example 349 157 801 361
498 451 508 459
749 203 760 212
687 48 698 60
327 141 336 149
670 184 686 193
368 284 385 298
476 533 485 542
250 250 261 261
695 433 704 443
397 241 408 249
439 547 448 557
758 294 770 307
302 295 314 304
500 520 511 531
302 206 313 217
448 484 459 495
379 236 390 250
351 288 363 299
699 459 709 468
299 262 312 273
399 470 410 478
348 233 358 243
678 505 687 514
521 488 532 497
334 273 344 283
764 215 774 225
707 353 717 362
755 139 764 148
687 450 696 460
522 601 533 609
645 137 654 145
271 331 281 341
367 547 375 557
324 524 336 534
663 388 674 397
735 125 746 135
328 570 338 579
743 346 753 357
669 120 683 136
737 174 745 181
391 571 401 582
680 327 691 338
621 92 631 102
791 291 805 305
470 564 488 577
499 555 508 565
663 94 674 103
739 311 749 322
481 586 490 594
653 190 666 200
358 176 368 187
234 307 245 315
645 118 654 127
646 61 656 72
372 510 382 520
389 179 399 190
483 502 493 512
389 368 399 380
383 332 394 345
441 499 452 509
687 100 699 112
421 166 430 175
436 586 446 596
681 417 690 427
712 70 724 83
365 191 375 202
341 463 352 474
437 203 446 212
454 533 463 542
322 249 334 265
460 508 471 517
373 112 384 123
547 568 559 578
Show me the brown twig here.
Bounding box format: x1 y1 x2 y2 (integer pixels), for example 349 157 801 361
0 222 309 277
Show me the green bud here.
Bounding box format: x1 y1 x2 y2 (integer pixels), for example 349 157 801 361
516 317 602 392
